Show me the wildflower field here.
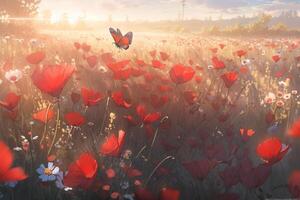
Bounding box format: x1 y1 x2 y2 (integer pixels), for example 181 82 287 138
0 31 300 200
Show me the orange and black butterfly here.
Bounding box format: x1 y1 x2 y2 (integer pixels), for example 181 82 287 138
109 27 133 50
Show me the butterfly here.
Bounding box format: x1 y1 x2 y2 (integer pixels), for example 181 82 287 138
109 27 133 50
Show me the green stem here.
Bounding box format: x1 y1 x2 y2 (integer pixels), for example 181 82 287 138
48 100 60 156
147 116 169 159
144 155 175 186
40 103 53 146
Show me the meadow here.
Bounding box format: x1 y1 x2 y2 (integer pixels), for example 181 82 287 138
0 30 300 200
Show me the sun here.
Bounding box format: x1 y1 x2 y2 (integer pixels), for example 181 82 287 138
50 13 79 24
68 14 79 25
50 13 60 24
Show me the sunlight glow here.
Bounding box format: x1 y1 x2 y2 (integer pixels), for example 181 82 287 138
50 14 60 24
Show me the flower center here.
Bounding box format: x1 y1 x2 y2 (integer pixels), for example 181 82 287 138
10 76 17 81
44 168 52 175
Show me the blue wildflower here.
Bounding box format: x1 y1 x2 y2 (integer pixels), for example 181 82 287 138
36 162 59 182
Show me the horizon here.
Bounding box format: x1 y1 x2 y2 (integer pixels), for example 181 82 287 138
38 0 300 23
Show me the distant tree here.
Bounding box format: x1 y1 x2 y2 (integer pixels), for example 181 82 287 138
209 25 220 34
0 0 40 34
249 13 272 33
271 22 288 32
0 0 40 18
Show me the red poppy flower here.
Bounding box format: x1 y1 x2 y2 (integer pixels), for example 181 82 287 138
272 55 281 63
169 64 195 84
74 42 81 50
26 51 45 65
239 161 271 189
86 55 98 68
240 66 248 74
32 108 55 123
64 152 98 189
123 115 138 126
113 68 132 81
107 60 130 72
265 110 275 124
0 141 27 182
31 64 75 97
135 187 157 200
105 168 116 179
0 92 20 111
219 44 226 49
150 94 169 108
195 75 202 83
100 130 126 157
160 188 180 200
236 50 247 58
136 105 161 124
288 118 300 138
124 167 142 178
158 85 172 93
221 71 238 88
111 91 131 108
204 143 227 161
81 87 104 106
256 137 289 164
210 48 218 54
160 52 170 61
5 110 18 121
211 57 225 69
131 67 145 77
100 52 115 65
219 166 240 188
149 50 157 58
64 112 86 126
81 43 91 52
152 60 166 69
183 91 197 105
288 170 300 198
182 159 218 180
144 72 155 82
136 59 147 67
47 155 56 162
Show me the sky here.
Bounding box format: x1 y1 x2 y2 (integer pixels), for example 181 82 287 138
39 0 300 22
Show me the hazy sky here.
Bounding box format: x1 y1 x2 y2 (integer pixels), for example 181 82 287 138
39 0 300 21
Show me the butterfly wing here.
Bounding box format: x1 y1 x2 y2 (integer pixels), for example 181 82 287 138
109 27 122 44
117 28 122 36
118 32 133 50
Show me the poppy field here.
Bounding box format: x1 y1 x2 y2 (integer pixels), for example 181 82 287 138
0 32 300 200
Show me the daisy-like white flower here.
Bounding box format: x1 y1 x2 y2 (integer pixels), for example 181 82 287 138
283 93 291 100
207 65 213 70
98 65 108 73
36 162 60 182
241 59 251 66
292 90 298 95
5 69 23 83
276 100 285 108
264 92 276 104
277 91 284 98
